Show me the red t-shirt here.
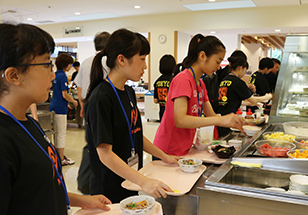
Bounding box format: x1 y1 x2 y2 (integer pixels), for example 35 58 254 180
153 69 209 156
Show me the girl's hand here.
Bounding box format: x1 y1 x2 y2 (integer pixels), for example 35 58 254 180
77 194 112 211
220 113 245 133
161 154 180 165
140 178 173 198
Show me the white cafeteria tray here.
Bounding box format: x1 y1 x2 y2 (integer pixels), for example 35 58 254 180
121 160 206 196
75 202 163 215
182 147 227 164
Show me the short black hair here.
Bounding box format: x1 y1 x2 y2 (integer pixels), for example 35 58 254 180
0 23 55 97
259 57 274 70
159 54 176 75
272 58 281 65
73 61 80 67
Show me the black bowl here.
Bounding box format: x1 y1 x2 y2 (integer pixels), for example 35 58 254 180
212 145 236 159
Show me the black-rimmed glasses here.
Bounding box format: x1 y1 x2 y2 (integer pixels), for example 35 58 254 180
18 60 54 72
1 60 54 78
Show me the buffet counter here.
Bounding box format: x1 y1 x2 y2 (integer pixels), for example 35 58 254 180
156 123 308 215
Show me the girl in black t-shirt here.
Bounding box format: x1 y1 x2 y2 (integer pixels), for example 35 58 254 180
84 29 179 203
0 23 112 215
217 57 272 137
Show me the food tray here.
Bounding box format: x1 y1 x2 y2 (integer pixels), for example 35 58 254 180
121 160 206 196
75 202 163 215
182 147 228 164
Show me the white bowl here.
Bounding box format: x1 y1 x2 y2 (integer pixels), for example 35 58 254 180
178 158 202 173
243 125 262 136
228 139 242 150
283 121 308 137
120 195 155 215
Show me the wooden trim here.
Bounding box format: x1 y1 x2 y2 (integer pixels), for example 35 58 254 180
174 31 178 63
148 32 151 90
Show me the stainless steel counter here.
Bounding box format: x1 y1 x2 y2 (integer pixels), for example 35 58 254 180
156 124 308 215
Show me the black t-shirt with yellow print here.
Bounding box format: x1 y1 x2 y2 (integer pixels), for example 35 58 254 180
217 75 253 116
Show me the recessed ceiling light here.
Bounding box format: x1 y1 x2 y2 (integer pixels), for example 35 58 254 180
184 0 256 11
210 31 216 34
27 18 33 21
275 29 281 32
75 27 81 29
75 12 81 15
134 5 141 9
209 0 216 2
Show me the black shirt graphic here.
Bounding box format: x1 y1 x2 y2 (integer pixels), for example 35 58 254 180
249 71 271 96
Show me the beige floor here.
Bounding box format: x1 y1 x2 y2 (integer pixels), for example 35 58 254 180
62 117 160 214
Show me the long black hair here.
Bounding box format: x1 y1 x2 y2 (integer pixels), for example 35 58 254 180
84 29 150 102
0 23 55 97
174 34 225 75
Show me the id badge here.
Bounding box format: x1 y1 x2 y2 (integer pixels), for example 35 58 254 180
67 206 72 215
127 152 139 167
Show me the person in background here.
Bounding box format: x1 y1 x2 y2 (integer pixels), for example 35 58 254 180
153 54 176 121
75 31 110 195
153 34 245 157
84 29 179 203
71 61 80 86
217 57 272 137
0 22 111 215
74 32 111 118
249 57 274 114
266 58 280 93
49 53 78 166
202 50 255 112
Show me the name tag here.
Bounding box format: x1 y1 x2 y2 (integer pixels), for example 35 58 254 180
127 153 138 167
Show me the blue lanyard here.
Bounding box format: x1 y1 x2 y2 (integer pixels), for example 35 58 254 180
0 105 71 211
190 67 203 117
230 72 238 77
106 76 136 155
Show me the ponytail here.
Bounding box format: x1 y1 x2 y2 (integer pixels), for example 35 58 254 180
179 34 225 69
84 51 107 102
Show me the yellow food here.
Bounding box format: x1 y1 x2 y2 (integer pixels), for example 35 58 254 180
263 132 296 142
289 149 308 158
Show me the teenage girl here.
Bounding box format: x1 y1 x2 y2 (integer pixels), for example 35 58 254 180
0 23 111 215
84 29 179 203
153 34 245 156
217 57 272 137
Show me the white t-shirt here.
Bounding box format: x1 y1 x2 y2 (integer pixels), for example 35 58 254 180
74 55 109 99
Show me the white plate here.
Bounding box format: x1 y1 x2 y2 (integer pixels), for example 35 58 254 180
75 202 163 215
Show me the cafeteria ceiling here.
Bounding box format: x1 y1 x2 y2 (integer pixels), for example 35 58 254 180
0 0 307 25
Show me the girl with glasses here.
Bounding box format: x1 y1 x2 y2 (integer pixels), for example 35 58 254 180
0 23 111 215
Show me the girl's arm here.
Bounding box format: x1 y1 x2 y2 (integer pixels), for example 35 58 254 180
174 96 244 132
143 136 179 164
202 101 218 117
62 90 78 107
96 143 173 198
244 93 272 106
68 192 111 211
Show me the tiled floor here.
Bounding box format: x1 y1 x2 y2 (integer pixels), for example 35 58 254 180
62 117 160 214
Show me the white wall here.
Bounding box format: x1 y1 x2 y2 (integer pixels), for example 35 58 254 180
39 4 308 87
77 41 96 64
177 31 192 63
